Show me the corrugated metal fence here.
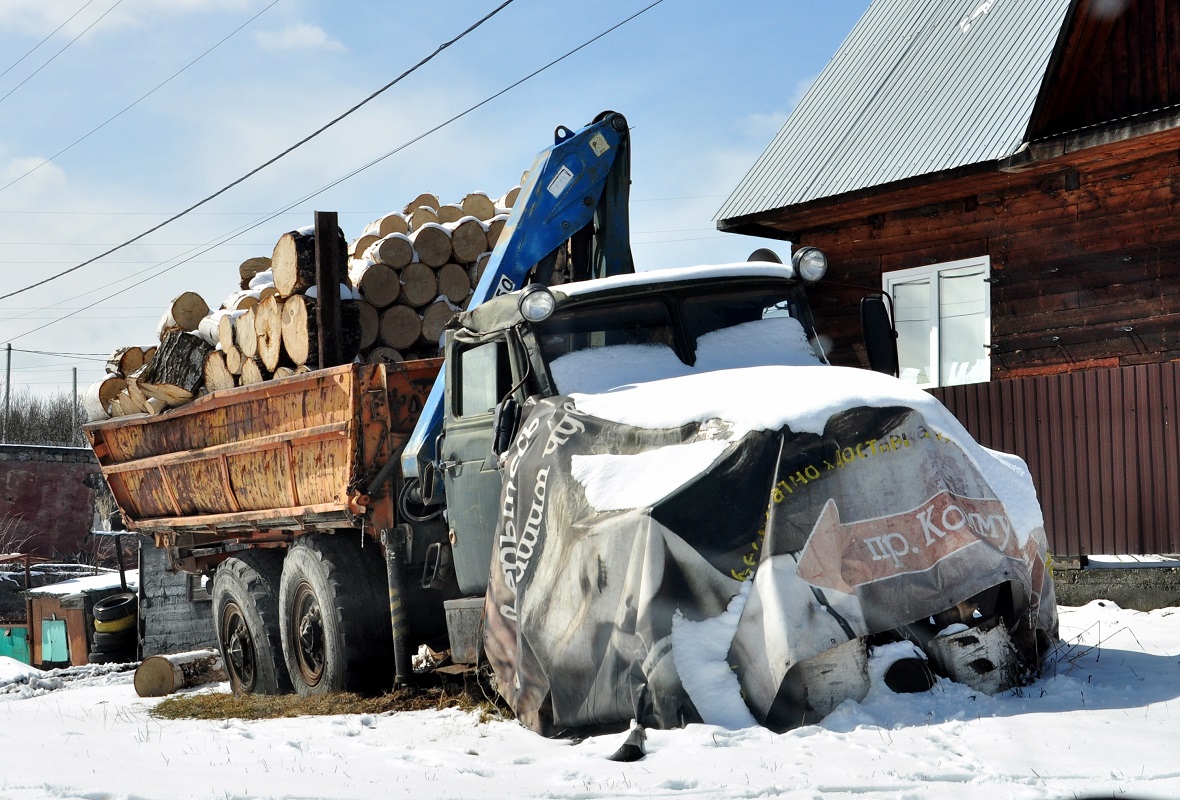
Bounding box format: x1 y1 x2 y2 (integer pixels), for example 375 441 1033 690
931 362 1180 557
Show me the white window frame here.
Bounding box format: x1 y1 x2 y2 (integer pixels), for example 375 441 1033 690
883 256 991 388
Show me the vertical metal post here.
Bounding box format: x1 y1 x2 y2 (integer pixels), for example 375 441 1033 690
314 211 344 369
3 343 10 443
380 527 412 687
115 534 128 593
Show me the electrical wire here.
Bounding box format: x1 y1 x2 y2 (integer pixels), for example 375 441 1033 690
0 0 126 107
0 0 518 304
0 0 101 83
0 0 282 196
1 0 668 343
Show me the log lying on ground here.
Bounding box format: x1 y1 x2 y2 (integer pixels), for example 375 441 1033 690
203 351 236 392
349 261 399 308
83 376 127 421
134 649 226 698
106 346 145 377
156 292 209 338
239 257 271 290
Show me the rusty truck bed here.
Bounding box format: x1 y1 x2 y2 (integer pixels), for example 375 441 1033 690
85 360 441 548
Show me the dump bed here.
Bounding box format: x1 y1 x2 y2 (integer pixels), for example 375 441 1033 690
85 360 441 549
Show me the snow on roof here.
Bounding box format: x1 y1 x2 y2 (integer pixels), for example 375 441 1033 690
27 569 138 597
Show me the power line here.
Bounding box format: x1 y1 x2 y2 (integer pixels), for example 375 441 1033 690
0 0 126 107
0 0 282 196
0 0 101 83
2 0 668 341
0 0 517 304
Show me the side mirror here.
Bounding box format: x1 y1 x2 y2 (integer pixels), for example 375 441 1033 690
861 294 899 377
492 396 522 459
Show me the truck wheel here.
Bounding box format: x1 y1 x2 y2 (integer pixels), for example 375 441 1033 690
93 592 137 622
212 550 291 696
279 534 393 696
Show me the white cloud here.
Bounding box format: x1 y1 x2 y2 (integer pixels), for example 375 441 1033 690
253 23 345 53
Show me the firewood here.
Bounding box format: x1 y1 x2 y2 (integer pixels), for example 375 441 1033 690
398 263 438 307
203 350 236 393
408 206 439 232
83 376 127 421
272 228 344 297
380 305 422 350
420 299 456 349
409 223 451 267
196 310 234 349
486 214 509 249
371 211 409 238
223 344 244 376
294 364 311 375
366 346 404 365
403 192 439 215
450 217 488 263
470 252 492 286
156 292 209 338
134 649 225 698
496 186 521 210
374 234 413 269
222 289 259 312
138 331 211 396
219 311 244 351
436 203 464 224
350 233 380 260
105 346 144 377
357 301 379 350
273 366 297 380
234 307 258 359
254 294 284 372
240 357 265 386
349 262 400 308
437 262 472 305
143 346 157 365
461 191 496 221
279 295 362 368
239 257 271 290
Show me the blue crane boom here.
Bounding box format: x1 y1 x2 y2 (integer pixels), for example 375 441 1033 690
401 110 635 480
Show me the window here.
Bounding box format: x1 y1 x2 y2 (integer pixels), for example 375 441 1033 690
883 257 990 388
455 340 512 417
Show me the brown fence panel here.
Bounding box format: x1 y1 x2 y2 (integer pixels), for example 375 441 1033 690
931 363 1180 556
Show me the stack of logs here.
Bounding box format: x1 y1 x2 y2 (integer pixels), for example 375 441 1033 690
85 185 519 421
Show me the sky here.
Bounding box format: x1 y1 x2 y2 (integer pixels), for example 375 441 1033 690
0 0 871 397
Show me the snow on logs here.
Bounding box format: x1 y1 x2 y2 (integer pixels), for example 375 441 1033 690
85 183 520 421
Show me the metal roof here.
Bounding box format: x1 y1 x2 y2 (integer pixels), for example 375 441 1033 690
717 0 1073 223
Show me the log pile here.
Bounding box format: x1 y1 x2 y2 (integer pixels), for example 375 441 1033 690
85 184 520 422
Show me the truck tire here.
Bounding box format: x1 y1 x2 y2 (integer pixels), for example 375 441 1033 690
279 534 393 696
213 550 292 696
92 628 136 650
93 592 137 622
94 613 137 633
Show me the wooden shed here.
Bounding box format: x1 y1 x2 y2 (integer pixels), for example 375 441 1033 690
26 571 136 667
718 0 1180 558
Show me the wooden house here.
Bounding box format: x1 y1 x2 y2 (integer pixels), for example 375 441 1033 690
717 0 1180 557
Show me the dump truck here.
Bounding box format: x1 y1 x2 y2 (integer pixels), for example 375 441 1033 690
85 111 1057 734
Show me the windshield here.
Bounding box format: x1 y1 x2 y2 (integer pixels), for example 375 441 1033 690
538 281 821 395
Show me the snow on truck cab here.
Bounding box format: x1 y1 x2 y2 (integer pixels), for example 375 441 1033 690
84 110 1056 737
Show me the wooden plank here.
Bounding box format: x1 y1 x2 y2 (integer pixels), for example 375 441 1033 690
127 500 360 533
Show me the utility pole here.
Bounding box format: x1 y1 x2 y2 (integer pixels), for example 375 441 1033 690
3 343 10 444
72 367 78 445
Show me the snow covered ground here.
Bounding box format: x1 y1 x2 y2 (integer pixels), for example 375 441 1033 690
1 599 1178 800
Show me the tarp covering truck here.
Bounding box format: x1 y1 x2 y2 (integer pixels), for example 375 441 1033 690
84 111 1057 735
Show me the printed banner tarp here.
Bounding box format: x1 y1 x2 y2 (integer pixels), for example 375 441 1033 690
484 395 1058 737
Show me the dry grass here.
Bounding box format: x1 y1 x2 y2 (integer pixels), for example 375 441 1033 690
151 682 511 722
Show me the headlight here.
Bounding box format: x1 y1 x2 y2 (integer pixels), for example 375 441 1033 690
792 246 828 283
518 284 556 322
